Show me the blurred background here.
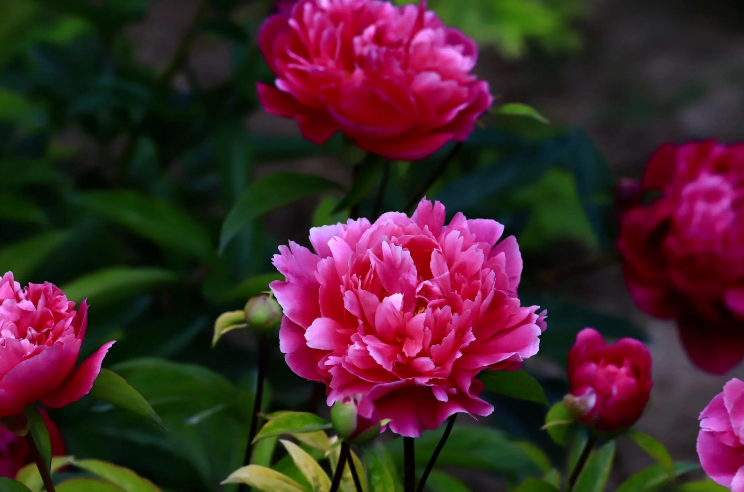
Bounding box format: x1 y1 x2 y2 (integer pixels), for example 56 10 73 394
1 0 744 489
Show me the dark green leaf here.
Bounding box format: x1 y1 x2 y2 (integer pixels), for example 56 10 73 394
514 441 551 473
218 272 283 303
74 460 161 492
543 402 572 446
56 479 124 492
513 478 559 492
253 412 331 444
615 462 699 492
333 155 386 212
574 441 615 492
627 430 674 478
0 231 70 281
566 428 589 477
0 88 47 129
61 267 178 307
480 370 548 405
75 190 215 261
0 193 46 225
0 160 57 188
89 369 164 427
544 470 561 489
313 196 349 228
676 479 729 492
364 448 396 492
220 173 343 253
496 103 549 124
0 479 32 492
25 406 51 472
423 471 472 492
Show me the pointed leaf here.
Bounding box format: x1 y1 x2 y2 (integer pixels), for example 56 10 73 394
254 412 331 443
293 431 330 452
514 441 551 473
253 437 278 468
332 156 385 213
220 172 343 253
544 470 561 489
364 448 395 492
222 465 309 492
480 370 548 405
615 462 699 492
25 407 51 472
496 103 549 124
88 369 163 427
73 460 161 492
513 478 559 492
677 479 729 492
55 479 124 492
0 479 32 492
16 456 75 492
543 402 572 446
280 440 331 492
61 268 178 307
423 472 473 492
627 430 674 478
0 231 69 281
573 441 615 492
213 311 247 347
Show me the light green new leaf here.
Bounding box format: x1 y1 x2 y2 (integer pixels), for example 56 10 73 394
363 449 395 492
544 469 561 489
0 231 70 281
253 437 278 468
220 172 343 253
573 441 615 492
61 267 178 307
280 440 331 492
543 402 572 446
480 370 548 405
513 478 559 492
293 431 330 452
627 430 675 478
254 412 331 443
496 103 549 124
89 369 163 427
0 478 32 492
74 460 161 492
222 465 309 492
213 311 247 347
423 472 472 492
615 462 699 492
24 407 51 472
677 479 729 492
76 190 215 262
55 479 125 492
16 456 75 492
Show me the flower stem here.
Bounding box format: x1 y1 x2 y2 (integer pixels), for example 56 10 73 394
405 142 463 214
25 432 56 492
330 442 351 492
566 434 597 492
404 437 416 492
416 415 456 492
372 160 391 219
239 332 268 492
346 445 364 492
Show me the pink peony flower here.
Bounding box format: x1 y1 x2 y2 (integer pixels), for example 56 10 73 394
617 141 744 374
698 379 744 491
271 198 546 437
257 0 493 160
0 409 65 477
0 272 115 418
566 328 652 433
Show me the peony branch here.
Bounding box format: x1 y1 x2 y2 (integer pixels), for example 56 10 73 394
347 446 364 492
330 442 351 492
25 432 56 492
404 437 416 492
405 142 463 214
239 332 269 492
566 434 596 492
416 414 456 492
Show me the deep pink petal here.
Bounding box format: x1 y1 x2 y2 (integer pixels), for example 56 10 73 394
40 341 115 408
698 430 744 487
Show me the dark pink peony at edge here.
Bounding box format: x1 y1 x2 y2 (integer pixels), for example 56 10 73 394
566 328 652 433
0 271 115 418
271 198 546 437
257 0 493 160
617 141 744 374
0 409 65 477
698 379 744 491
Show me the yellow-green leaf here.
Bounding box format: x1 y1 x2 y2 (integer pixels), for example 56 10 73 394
73 460 161 492
15 456 75 492
280 440 331 492
212 310 247 347
0 478 33 492
363 449 395 492
293 431 330 452
222 465 309 492
254 412 331 444
496 103 549 124
56 479 125 492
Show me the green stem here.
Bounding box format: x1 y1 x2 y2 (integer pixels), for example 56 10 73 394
25 432 56 492
346 446 364 492
238 332 268 492
329 443 351 492
416 415 456 492
404 437 415 492
566 434 596 492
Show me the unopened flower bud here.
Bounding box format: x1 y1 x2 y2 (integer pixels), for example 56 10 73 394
563 390 596 422
330 394 381 445
244 295 282 332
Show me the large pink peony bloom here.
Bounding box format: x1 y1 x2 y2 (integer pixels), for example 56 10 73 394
698 379 744 491
271 199 546 437
257 0 493 160
0 272 115 418
618 141 744 374
0 409 65 477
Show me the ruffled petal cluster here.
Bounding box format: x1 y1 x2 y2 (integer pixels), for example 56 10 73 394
272 199 545 437
257 0 493 160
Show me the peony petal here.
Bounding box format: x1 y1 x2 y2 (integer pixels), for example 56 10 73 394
40 341 115 408
305 318 347 351
698 430 744 487
678 321 744 375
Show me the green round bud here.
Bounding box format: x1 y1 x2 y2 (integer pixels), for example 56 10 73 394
330 399 358 440
244 295 282 332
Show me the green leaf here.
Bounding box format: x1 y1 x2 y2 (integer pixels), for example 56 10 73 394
422 472 473 492
313 197 349 228
0 159 57 188
567 428 589 478
280 440 331 492
25 407 51 472
496 103 549 124
615 462 699 492
253 437 279 468
676 479 729 492
0 193 46 225
480 370 548 405
293 431 330 452
55 479 125 492
73 460 162 492
61 267 178 307
364 448 396 492
254 413 331 444
76 190 214 262
544 469 561 489
543 402 572 446
573 441 615 492
325 437 366 492
222 465 309 492
16 456 75 492
513 478 559 492
88 369 163 427
333 156 385 213
212 310 247 347
0 231 70 281
627 430 675 478
218 273 283 303
220 173 343 253
514 441 552 473
0 479 32 492
0 88 46 129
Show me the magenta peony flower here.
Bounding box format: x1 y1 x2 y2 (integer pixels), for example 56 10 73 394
271 199 545 437
566 329 652 433
0 409 65 477
257 0 493 160
617 141 744 374
698 379 744 491
0 272 115 418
